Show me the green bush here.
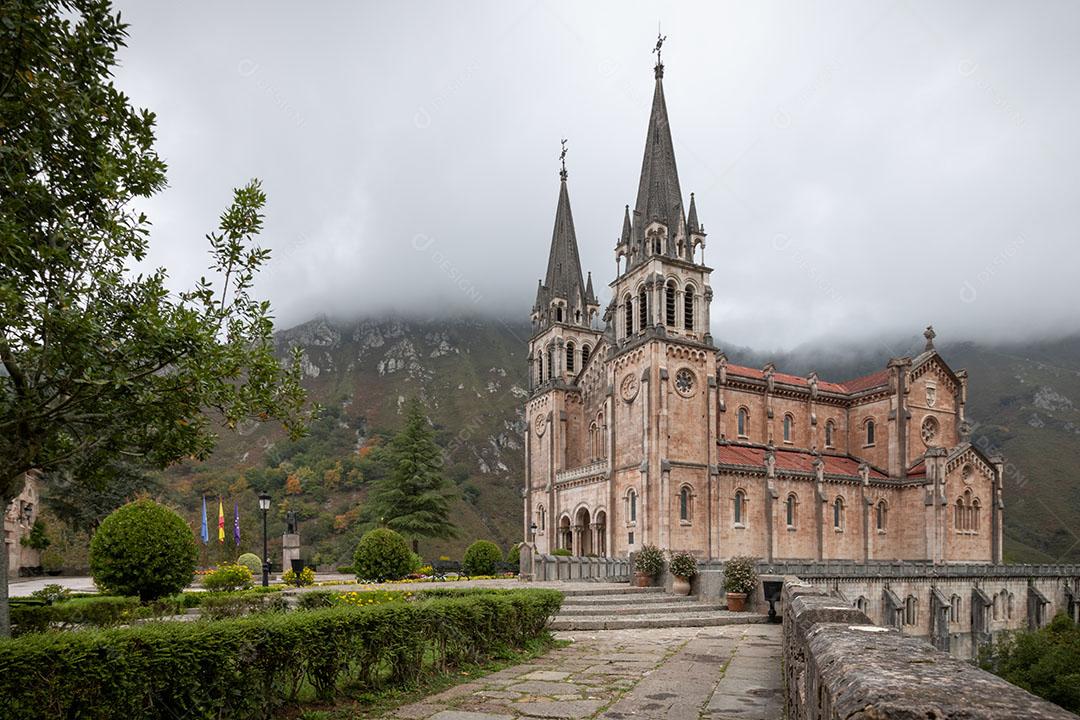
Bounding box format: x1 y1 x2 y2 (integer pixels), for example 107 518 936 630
336 565 354 575
0 589 564 719
198 590 289 620
282 566 315 587
11 596 142 636
353 528 414 582
296 590 336 610
236 553 263 576
506 543 521 568
30 584 71 605
981 613 1080 713
463 540 502 576
551 547 572 557
89 498 198 601
202 563 254 592
723 555 758 594
668 551 698 579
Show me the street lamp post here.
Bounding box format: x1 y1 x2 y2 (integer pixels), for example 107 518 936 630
258 492 271 587
529 521 537 544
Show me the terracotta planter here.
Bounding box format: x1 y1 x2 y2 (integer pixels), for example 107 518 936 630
633 571 653 588
672 575 692 596
726 591 748 612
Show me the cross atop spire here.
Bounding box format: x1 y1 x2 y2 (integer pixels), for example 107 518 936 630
653 28 667 78
559 138 568 181
924 325 936 351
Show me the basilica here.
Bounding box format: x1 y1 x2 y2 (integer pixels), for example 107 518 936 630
523 53 1004 565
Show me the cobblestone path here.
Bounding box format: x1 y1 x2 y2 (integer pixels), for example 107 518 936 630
385 623 784 720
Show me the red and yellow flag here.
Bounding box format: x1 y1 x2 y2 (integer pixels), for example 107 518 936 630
217 499 225 543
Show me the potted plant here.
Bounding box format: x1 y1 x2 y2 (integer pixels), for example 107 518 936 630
668 551 697 596
723 555 758 611
633 544 663 587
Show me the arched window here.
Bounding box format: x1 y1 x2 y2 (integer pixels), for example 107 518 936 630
537 353 544 384
972 497 981 533
638 288 648 329
785 493 797 528
876 500 888 532
665 281 677 327
623 295 633 336
683 286 695 331
566 341 575 373
581 344 591 366
950 595 961 623
833 496 845 530
865 419 876 446
955 494 966 531
537 504 546 532
855 596 868 613
905 596 918 625
627 489 637 523
783 414 794 443
547 346 554 380
825 420 835 447
734 490 746 526
737 408 749 438
588 422 597 458
653 234 663 254
679 485 691 522
555 306 563 323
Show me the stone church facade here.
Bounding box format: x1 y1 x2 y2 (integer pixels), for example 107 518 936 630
523 56 1004 565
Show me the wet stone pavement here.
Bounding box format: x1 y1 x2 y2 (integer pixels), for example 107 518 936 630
385 623 784 720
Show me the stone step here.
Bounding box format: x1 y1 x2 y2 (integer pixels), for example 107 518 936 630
556 586 664 597
549 611 770 631
561 593 701 606
557 602 727 616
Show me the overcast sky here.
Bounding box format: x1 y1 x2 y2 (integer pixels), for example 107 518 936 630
115 0 1080 351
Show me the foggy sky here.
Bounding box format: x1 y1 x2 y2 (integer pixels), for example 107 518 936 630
116 1 1080 351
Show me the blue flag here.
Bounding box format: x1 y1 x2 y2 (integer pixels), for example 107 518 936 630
200 496 209 545
234 503 241 547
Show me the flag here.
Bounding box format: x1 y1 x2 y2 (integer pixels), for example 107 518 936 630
218 498 225 543
200 497 209 545
233 503 241 547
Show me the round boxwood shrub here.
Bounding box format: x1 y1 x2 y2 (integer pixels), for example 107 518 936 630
202 562 254 592
353 528 413 581
89 498 198 601
236 553 262 576
463 540 502 576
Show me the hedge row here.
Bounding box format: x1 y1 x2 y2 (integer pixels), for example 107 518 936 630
0 589 563 719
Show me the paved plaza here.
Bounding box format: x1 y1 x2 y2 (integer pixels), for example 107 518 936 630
386 623 784 720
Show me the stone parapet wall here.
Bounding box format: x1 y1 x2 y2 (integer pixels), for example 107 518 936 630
529 553 630 582
782 581 1076 719
759 559 1080 579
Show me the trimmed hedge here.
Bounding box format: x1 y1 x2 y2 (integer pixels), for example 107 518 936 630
0 589 563 719
11 596 142 635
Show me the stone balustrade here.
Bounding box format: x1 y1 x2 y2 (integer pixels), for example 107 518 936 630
528 553 630 582
782 580 1076 719
554 460 610 484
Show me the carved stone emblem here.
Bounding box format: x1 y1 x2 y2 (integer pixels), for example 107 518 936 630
674 368 695 397
926 384 937 408
620 373 639 402
534 415 546 436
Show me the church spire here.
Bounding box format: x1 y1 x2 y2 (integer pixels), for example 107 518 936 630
687 192 700 234
537 142 588 328
633 37 684 251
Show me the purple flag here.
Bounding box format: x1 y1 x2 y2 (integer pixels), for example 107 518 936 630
234 503 241 546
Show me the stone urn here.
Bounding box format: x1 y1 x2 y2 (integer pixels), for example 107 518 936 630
633 571 653 588
672 575 692 596
726 592 748 612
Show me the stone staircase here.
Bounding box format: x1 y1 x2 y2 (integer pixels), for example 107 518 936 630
550 586 770 630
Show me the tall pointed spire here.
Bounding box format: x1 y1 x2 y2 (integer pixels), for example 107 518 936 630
634 39 684 250
538 142 588 327
687 192 700 234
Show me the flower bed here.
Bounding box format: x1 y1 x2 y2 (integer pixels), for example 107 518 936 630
0 588 563 719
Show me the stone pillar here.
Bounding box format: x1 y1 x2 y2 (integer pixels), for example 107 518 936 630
991 455 1004 564
281 533 300 574
572 524 583 557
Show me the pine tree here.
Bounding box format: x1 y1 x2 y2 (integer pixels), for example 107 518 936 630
364 399 457 554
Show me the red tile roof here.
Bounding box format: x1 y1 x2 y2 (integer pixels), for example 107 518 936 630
724 364 888 395
716 444 887 479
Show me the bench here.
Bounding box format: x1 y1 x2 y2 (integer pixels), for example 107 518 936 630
430 560 470 581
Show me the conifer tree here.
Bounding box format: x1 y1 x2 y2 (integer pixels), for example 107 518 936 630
364 399 457 554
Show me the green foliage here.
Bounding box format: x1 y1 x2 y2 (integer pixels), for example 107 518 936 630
353 528 414 582
40 548 64 574
202 563 254 592
981 613 1080 713
11 596 142 636
463 540 503 576
29 584 70 605
296 590 336 610
506 543 521 568
551 548 572 557
21 519 50 551
282 566 315 587
0 0 310 634
668 551 698 579
362 399 458 547
722 555 758 594
336 565 354 575
44 462 159 534
634 545 664 577
89 499 198 601
198 591 289 620
236 553 262 575
0 589 564 718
